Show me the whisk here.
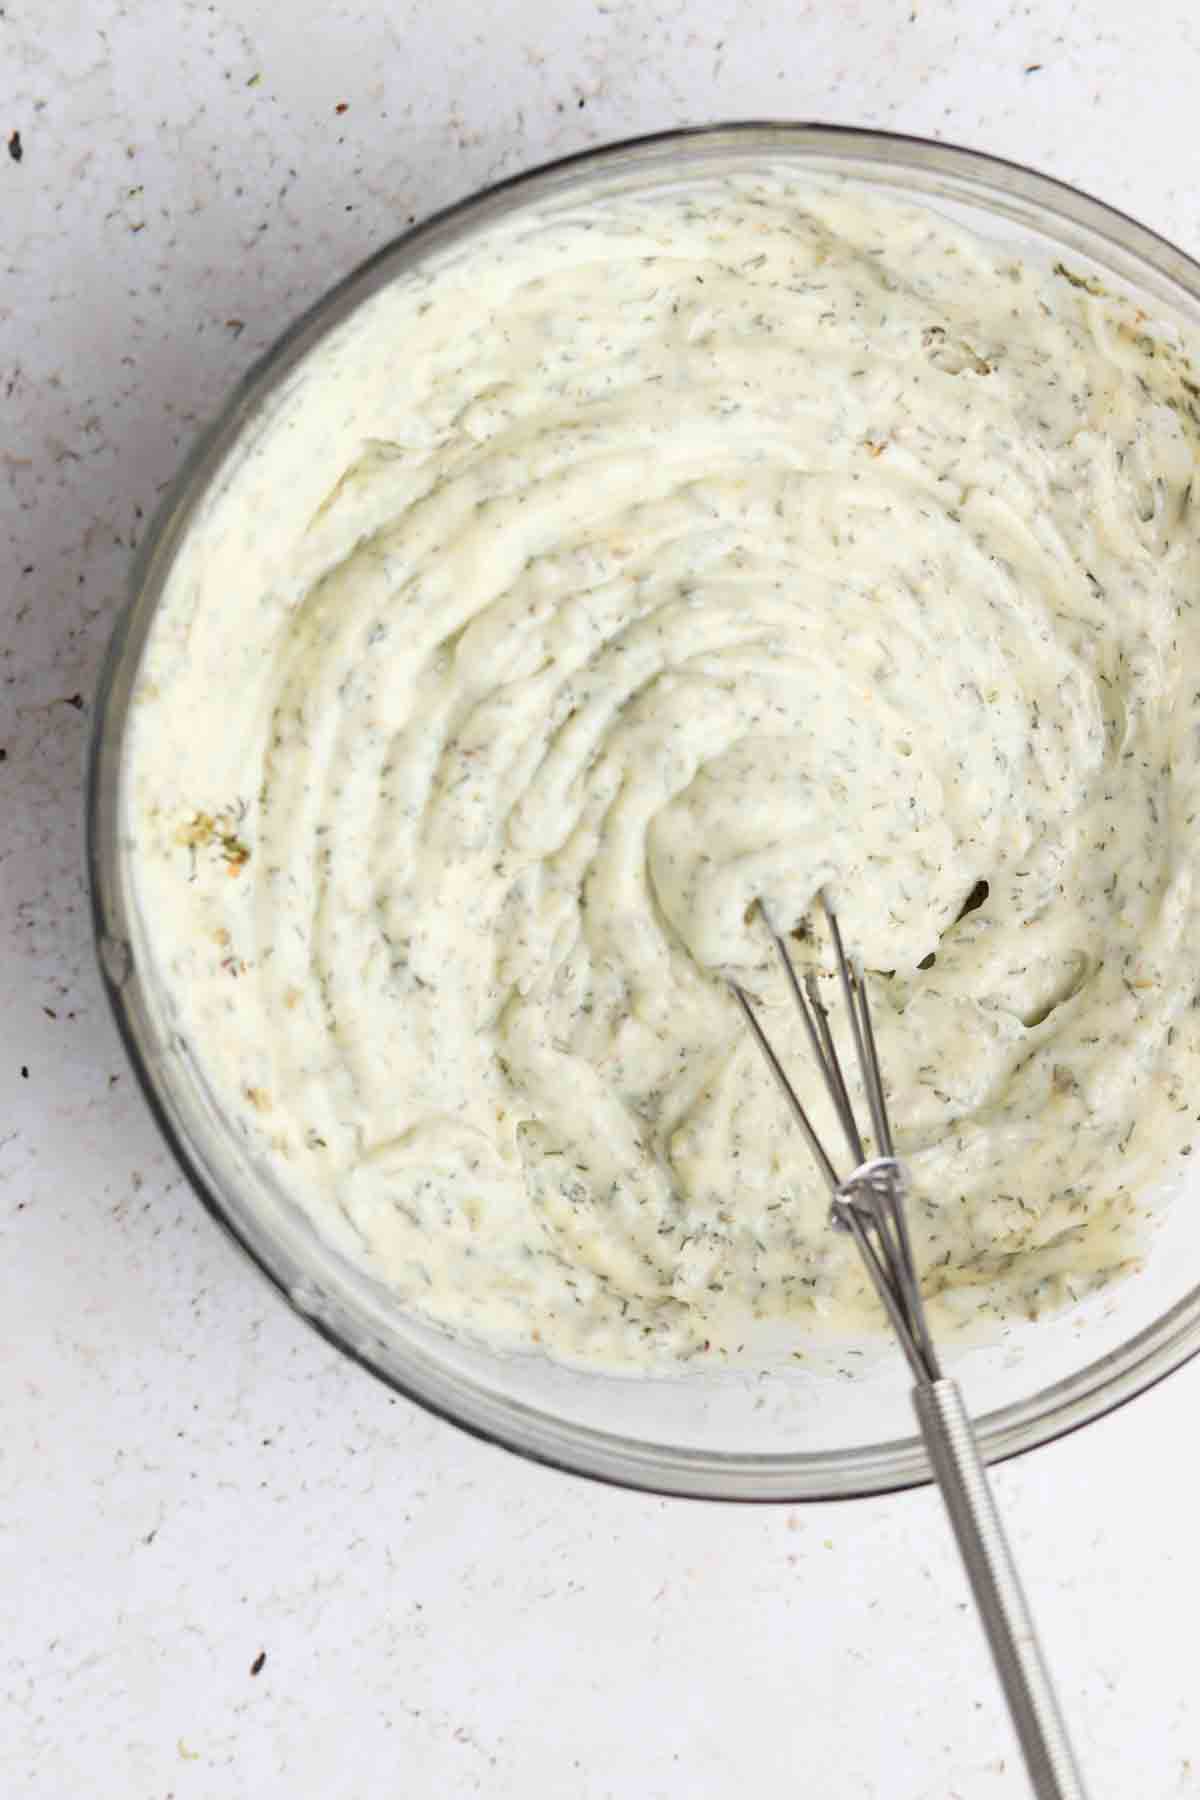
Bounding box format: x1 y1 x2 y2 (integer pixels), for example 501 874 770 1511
731 894 1088 1800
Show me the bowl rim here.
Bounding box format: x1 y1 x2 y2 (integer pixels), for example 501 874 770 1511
88 119 1200 1502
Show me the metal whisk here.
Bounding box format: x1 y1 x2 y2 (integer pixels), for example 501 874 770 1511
732 894 1088 1800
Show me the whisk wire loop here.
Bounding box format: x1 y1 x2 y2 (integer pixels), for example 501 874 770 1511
730 893 940 1382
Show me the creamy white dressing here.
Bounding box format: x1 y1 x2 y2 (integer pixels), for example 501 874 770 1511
125 171 1200 1369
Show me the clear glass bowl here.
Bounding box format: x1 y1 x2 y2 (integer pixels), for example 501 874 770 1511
88 124 1200 1501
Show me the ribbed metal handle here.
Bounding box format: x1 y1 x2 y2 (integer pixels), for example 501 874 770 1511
912 1379 1089 1800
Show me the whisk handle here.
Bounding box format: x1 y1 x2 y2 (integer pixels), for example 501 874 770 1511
912 1378 1089 1800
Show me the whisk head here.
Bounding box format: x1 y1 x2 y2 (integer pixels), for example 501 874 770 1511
730 893 941 1384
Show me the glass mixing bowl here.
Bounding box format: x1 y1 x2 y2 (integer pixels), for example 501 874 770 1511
88 124 1200 1501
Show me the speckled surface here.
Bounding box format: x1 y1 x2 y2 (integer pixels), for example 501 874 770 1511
3 3 1198 1794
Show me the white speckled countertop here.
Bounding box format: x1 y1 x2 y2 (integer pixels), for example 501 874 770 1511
4 3 1198 1794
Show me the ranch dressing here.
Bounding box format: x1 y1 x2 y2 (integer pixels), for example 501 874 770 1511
125 172 1200 1368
